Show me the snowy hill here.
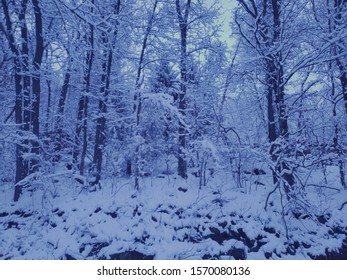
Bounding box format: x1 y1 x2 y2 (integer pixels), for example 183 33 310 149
1 170 346 260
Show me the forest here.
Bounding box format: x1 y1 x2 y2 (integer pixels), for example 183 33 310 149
0 0 346 259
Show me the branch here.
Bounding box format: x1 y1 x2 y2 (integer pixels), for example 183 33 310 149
213 107 241 145
176 0 183 21
264 184 279 211
237 0 257 18
339 201 347 211
184 0 192 22
234 11 257 50
1 0 19 56
4 106 15 123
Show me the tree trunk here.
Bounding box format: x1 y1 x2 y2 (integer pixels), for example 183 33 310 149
14 64 26 202
93 49 112 185
31 0 44 172
333 0 347 114
2 0 44 201
52 59 72 161
133 0 158 189
92 0 120 186
331 0 347 188
73 23 94 175
15 0 31 201
2 0 30 201
265 0 295 199
176 0 191 179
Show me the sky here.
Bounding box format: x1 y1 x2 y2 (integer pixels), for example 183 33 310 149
208 0 239 46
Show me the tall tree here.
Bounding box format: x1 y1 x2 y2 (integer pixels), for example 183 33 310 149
92 0 121 186
72 1 95 176
235 0 297 202
175 0 191 179
332 0 347 114
31 0 44 168
1 0 44 201
311 0 347 189
132 0 159 189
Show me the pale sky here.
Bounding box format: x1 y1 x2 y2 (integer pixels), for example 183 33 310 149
207 0 238 46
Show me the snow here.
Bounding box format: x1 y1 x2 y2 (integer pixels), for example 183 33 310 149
1 0 347 262
1 168 346 260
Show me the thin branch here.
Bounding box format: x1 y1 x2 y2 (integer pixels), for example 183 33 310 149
264 184 279 211
237 0 257 18
4 106 15 123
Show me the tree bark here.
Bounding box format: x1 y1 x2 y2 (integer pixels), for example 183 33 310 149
31 0 44 171
92 0 121 186
237 0 295 199
53 58 72 161
2 0 44 201
73 14 94 176
15 0 31 201
93 48 112 185
176 0 191 179
333 0 347 113
2 0 29 201
133 0 158 189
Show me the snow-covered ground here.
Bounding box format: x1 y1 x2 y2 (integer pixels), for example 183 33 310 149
0 168 346 260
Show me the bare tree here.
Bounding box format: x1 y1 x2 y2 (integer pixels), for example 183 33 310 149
133 0 159 189
236 0 297 203
175 0 191 179
92 0 121 186
1 0 44 201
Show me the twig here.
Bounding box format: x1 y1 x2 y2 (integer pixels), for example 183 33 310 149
339 201 347 211
279 182 289 240
4 106 15 123
306 184 340 191
264 184 279 211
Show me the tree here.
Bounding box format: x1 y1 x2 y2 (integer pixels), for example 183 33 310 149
310 0 347 189
132 0 159 189
71 1 96 177
235 0 310 210
175 0 191 179
1 0 44 201
331 0 347 114
91 0 121 186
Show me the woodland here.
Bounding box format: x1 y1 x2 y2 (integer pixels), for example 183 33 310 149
0 0 347 259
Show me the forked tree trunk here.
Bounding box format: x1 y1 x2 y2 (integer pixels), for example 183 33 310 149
238 0 295 199
2 0 44 201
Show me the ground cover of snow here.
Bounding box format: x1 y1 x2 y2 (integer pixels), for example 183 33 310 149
0 167 346 260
